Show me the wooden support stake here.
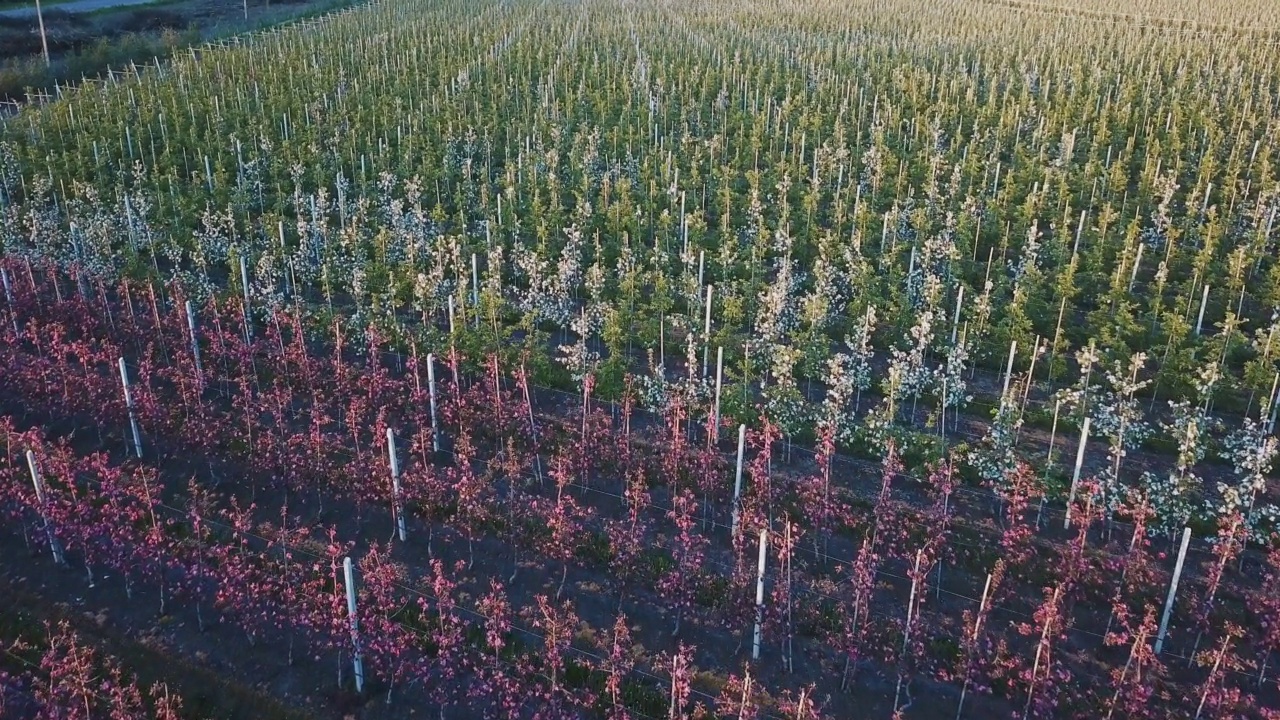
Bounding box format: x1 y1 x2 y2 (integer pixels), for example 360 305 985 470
752 528 768 661
27 450 65 565
119 357 142 458
1155 527 1192 655
426 353 441 452
185 300 202 385
387 428 406 541
343 557 365 692
1064 417 1091 529
732 425 746 538
1196 284 1210 336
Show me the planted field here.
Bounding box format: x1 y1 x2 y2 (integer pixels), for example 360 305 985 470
1 0 1280 717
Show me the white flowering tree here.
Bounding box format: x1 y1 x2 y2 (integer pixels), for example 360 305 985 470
1091 352 1153 515
639 348 671 413
967 394 1023 491
844 304 878 412
761 344 810 463
886 308 936 423
1053 341 1102 427
1214 418 1280 542
670 318 711 419
1141 400 1213 538
820 352 857 445
557 309 601 393
937 328 973 433
755 248 800 346
905 213 959 312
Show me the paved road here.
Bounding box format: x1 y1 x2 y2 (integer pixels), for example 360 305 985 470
0 0 160 18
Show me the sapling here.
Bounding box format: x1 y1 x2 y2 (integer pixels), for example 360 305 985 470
893 548 927 715
1185 516 1245 666
955 562 1003 719
1022 585 1064 720
1194 625 1242 720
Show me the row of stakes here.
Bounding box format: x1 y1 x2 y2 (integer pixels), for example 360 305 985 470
23 367 1198 694
2 262 1229 690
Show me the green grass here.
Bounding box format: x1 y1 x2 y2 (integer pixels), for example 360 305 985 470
0 0 75 12
1 0 363 102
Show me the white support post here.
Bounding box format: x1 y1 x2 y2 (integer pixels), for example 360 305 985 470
239 255 252 342
34 0 50 66
680 191 687 253
278 220 290 298
903 550 923 645
702 284 713 378
1128 243 1144 292
343 557 365 692
950 285 964 345
1072 210 1088 258
1196 284 1210 336
1155 528 1192 655
752 528 768 661
1264 372 1279 430
1064 417 1091 529
894 550 925 711
732 425 746 538
713 347 724 440
27 450 65 565
1046 399 1061 465
387 428 406 541
1001 340 1017 402
185 300 202 385
426 353 441 452
471 253 480 308
1 268 17 335
447 295 456 336
119 358 143 458
1269 372 1280 434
